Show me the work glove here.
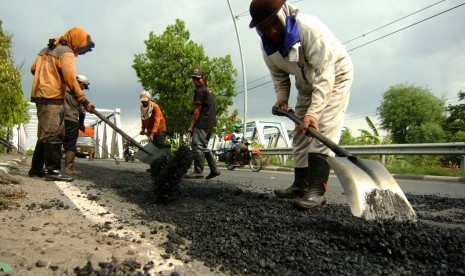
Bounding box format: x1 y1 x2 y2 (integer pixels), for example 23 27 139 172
78 113 85 126
79 124 86 132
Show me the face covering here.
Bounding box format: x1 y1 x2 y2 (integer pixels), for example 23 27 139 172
77 35 95 55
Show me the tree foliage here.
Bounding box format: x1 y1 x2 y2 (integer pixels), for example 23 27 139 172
444 91 465 135
0 20 30 138
377 83 445 143
339 127 356 146
132 19 237 139
406 122 448 143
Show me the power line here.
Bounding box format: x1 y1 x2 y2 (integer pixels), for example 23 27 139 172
345 112 378 120
236 1 462 94
348 2 465 52
233 2 465 122
343 0 447 45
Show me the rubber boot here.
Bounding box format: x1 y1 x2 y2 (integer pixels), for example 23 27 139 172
28 140 45 177
274 167 309 199
64 151 81 176
205 151 220 179
294 153 330 209
44 142 74 182
184 148 205 179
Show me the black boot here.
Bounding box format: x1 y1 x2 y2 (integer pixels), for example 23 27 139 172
44 142 74 182
184 148 205 179
274 167 309 198
205 151 220 179
294 153 330 209
28 140 45 177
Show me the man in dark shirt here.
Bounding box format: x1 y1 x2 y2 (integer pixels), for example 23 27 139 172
184 68 221 180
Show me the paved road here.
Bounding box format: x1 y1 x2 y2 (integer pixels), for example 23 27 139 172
75 158 465 200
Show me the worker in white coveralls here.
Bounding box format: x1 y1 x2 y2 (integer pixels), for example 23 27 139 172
249 0 354 209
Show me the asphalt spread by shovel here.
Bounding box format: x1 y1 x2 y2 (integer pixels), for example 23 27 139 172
272 106 417 222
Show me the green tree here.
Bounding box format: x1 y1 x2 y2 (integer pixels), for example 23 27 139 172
444 91 465 135
132 19 237 142
406 122 448 143
377 83 445 143
0 20 30 140
356 116 383 145
339 127 356 145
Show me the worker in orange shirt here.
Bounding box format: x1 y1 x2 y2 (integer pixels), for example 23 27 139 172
139 90 170 171
28 27 96 182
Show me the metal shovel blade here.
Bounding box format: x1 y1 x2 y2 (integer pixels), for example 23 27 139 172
327 156 416 221
271 106 416 221
134 142 170 164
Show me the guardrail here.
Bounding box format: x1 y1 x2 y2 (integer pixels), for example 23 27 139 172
258 142 465 172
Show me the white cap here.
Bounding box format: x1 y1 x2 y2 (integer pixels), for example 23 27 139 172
140 90 150 101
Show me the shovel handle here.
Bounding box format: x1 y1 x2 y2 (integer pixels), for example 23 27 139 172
91 109 153 156
272 106 351 157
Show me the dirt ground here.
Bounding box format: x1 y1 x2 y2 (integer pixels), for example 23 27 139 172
0 155 213 276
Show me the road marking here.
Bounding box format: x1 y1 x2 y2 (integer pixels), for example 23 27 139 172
54 181 183 273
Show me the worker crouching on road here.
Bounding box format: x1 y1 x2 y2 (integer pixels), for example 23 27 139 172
139 90 170 172
249 0 353 208
28 27 96 182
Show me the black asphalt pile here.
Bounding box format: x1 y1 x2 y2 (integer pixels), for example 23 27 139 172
149 145 193 202
139 182 465 275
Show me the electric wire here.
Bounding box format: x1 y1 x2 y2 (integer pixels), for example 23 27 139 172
343 0 447 45
236 1 463 94
348 2 465 52
233 2 464 122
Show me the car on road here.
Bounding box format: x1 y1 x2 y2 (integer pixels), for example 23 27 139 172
76 136 96 158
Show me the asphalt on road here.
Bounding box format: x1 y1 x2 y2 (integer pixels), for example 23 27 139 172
1 156 465 275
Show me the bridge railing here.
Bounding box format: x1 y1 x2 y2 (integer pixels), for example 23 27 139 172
258 142 465 172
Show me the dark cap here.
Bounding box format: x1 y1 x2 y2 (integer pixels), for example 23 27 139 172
190 68 206 78
249 0 286 28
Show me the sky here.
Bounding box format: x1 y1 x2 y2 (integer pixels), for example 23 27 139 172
1 0 464 147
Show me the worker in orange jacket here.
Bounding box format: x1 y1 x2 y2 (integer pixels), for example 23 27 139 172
139 90 169 148
139 90 170 172
28 27 96 182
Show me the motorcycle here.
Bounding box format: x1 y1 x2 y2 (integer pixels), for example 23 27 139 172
123 144 135 162
217 139 263 172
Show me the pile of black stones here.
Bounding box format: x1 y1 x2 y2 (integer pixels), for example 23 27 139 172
74 147 465 275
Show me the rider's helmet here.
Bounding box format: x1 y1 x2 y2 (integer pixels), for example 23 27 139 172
234 123 242 129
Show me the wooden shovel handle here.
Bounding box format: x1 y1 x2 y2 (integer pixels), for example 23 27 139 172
92 109 153 156
271 106 352 157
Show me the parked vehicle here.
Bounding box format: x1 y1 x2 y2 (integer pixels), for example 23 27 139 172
217 139 263 172
76 126 96 158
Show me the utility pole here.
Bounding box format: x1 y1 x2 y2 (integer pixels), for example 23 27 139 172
226 0 248 137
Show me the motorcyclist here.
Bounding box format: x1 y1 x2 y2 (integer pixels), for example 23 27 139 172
123 140 132 158
231 123 248 166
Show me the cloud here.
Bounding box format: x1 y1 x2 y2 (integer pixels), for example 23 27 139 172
1 0 464 147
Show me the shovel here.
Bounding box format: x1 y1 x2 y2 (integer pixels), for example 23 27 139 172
91 109 169 164
272 107 416 221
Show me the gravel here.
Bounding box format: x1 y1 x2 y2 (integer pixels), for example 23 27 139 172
51 149 465 275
